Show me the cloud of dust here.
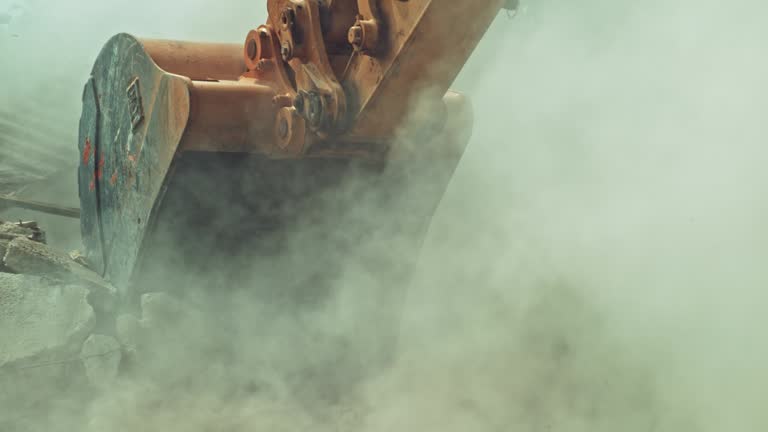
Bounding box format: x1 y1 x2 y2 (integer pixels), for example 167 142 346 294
2 0 768 431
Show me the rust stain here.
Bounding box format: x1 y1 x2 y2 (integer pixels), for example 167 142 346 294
89 154 107 192
110 170 118 186
96 155 105 180
82 137 93 164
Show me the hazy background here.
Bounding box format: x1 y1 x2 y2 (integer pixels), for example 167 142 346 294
2 0 768 430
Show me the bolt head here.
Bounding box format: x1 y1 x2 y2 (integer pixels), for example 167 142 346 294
348 25 363 46
281 42 293 61
246 39 258 60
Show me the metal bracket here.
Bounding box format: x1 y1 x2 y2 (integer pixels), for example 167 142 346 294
268 0 348 137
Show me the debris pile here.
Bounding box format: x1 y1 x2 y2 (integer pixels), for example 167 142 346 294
0 218 182 428
0 220 118 389
0 218 369 431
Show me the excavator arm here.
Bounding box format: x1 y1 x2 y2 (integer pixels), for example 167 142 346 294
255 0 512 150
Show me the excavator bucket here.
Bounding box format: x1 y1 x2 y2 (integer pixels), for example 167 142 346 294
77 3 512 364
79 34 244 288
78 34 472 298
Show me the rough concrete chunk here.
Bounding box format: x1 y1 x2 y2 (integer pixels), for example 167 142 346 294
0 220 45 243
2 236 69 274
0 273 95 367
81 334 121 387
2 237 116 310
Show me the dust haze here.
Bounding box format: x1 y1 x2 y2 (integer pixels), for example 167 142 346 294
2 0 768 431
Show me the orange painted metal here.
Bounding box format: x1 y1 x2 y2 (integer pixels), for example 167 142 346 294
141 39 246 81
132 1 507 160
342 0 507 141
181 80 278 153
78 2 515 292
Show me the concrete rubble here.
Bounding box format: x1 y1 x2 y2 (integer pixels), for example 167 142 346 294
0 218 214 401
0 219 122 398
3 235 117 311
0 217 369 432
0 273 94 368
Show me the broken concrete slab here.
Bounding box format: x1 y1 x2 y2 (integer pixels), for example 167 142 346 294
0 273 95 368
2 236 68 274
80 334 121 388
0 220 44 243
2 237 116 311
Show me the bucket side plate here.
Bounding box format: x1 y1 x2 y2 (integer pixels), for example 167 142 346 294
78 33 191 288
